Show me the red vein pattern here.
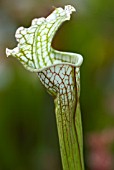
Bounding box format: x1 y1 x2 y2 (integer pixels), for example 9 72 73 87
38 64 84 170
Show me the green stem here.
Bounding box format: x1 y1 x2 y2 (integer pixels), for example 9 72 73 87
54 68 84 170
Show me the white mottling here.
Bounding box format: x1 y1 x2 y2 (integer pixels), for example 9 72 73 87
28 61 35 68
69 76 72 85
67 67 72 75
22 45 30 51
33 57 39 69
65 79 68 85
32 52 36 58
60 11 65 16
27 37 33 44
60 73 64 79
55 66 60 74
41 74 45 80
46 60 51 65
42 43 47 49
28 26 36 33
26 53 32 60
15 32 22 39
39 61 44 67
45 57 49 63
42 47 47 52
28 34 34 40
63 88 66 94
43 28 49 33
14 47 19 53
48 30 52 37
32 17 45 25
48 27 55 37
37 18 45 24
49 83 53 87
21 29 27 35
20 38 25 44
76 67 79 72
41 41 46 46
67 86 70 92
48 43 50 50
16 27 24 34
60 83 64 89
47 69 50 73
46 23 52 28
64 75 68 80
37 48 41 54
37 42 41 47
57 7 63 13
50 74 55 82
37 36 41 41
49 27 55 35
43 51 48 57
32 18 38 25
40 30 45 36
50 67 54 73
57 76 62 84
66 75 69 79
45 78 49 84
42 35 46 41
60 88 62 94
50 53 54 58
47 72 52 78
54 79 57 84
62 68 65 75
46 13 57 22
53 60 60 64
21 56 28 62
24 34 29 40
40 25 46 31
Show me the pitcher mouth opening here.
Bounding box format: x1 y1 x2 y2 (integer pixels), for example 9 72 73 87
21 52 83 73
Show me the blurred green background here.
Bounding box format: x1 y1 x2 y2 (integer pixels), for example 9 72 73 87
0 0 114 170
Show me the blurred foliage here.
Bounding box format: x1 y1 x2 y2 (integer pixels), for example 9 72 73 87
0 0 114 169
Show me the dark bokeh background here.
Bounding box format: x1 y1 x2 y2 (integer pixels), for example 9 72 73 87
0 0 114 170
